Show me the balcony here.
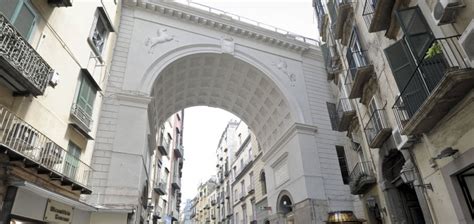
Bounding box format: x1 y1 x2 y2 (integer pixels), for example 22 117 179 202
364 109 391 148
239 192 245 201
321 44 343 81
157 137 170 156
393 36 474 135
171 175 181 190
174 145 183 158
334 0 354 45
211 199 217 206
314 0 329 41
0 105 91 194
154 180 167 195
347 50 374 99
0 14 53 96
336 98 355 131
69 104 93 139
349 161 376 195
48 0 73 7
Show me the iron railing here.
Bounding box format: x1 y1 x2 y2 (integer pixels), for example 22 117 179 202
347 50 370 81
174 144 184 158
154 179 167 195
364 109 390 146
177 1 319 46
362 0 377 29
337 98 354 119
0 14 53 95
0 105 91 186
70 103 93 131
315 0 328 32
349 161 375 191
393 36 471 129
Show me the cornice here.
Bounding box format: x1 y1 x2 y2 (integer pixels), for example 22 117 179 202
124 0 320 53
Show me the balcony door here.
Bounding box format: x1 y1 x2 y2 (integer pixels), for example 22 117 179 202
0 0 37 39
64 142 81 180
347 27 367 78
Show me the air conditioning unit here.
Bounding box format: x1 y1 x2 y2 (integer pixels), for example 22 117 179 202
432 0 465 25
392 128 415 150
459 19 474 66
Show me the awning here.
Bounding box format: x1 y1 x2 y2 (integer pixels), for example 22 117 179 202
12 181 97 212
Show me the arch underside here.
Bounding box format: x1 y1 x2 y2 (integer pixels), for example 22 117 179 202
149 53 295 150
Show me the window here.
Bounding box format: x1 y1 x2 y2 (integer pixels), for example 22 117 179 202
251 199 257 221
64 141 81 179
89 7 113 57
458 167 474 218
260 171 267 195
0 0 37 39
336 146 350 184
326 102 338 131
241 180 245 195
242 205 247 224
76 75 97 117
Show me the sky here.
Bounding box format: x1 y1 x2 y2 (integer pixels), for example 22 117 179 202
179 0 318 204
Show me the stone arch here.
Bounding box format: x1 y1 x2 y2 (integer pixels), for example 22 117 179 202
276 190 294 215
145 50 303 150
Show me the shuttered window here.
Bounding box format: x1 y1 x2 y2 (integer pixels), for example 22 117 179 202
336 146 350 185
76 76 97 116
326 102 338 131
0 0 36 39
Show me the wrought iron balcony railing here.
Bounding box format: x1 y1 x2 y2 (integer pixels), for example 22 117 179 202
364 109 391 148
336 97 355 131
0 14 53 96
362 0 376 30
349 161 376 195
393 36 473 135
158 136 170 156
172 174 181 189
347 50 374 98
154 179 167 195
70 103 93 133
0 105 91 192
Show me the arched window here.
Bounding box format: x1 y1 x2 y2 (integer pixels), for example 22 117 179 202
260 171 267 195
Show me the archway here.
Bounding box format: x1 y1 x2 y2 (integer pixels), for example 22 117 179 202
147 53 297 152
381 149 425 224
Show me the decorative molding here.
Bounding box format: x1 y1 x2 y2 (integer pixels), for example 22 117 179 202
273 60 296 87
125 0 318 53
145 28 177 54
220 36 235 55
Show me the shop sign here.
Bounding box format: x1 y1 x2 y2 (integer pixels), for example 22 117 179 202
44 199 74 224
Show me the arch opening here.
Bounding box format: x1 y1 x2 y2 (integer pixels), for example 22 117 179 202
148 53 297 151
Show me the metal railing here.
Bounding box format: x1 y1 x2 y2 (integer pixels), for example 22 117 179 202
0 14 52 94
364 109 390 145
337 98 354 119
70 104 93 131
349 161 375 188
174 1 319 46
393 36 471 129
174 144 184 158
362 0 377 30
0 105 91 186
347 50 370 81
315 0 328 32
327 0 338 26
154 179 167 194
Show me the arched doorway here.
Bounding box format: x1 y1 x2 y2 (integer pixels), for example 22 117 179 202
276 191 294 224
381 150 425 224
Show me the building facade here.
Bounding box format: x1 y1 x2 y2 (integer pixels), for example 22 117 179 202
148 111 184 224
0 0 118 223
315 0 474 223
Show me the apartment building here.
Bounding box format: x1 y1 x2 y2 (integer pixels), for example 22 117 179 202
315 0 474 223
0 0 118 223
192 177 218 223
148 111 184 224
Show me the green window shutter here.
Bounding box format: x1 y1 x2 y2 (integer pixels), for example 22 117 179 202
77 76 97 116
0 0 19 20
384 39 427 117
395 7 434 60
12 2 35 38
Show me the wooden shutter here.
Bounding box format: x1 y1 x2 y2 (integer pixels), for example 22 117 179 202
384 40 427 117
395 7 434 61
77 76 97 116
326 102 338 131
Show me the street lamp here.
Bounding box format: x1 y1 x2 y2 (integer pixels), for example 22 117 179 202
400 164 433 191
